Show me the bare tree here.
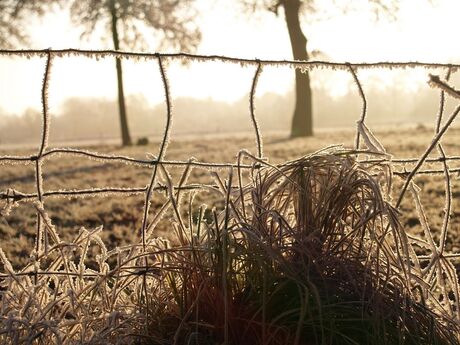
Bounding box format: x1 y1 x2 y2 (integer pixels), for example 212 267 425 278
241 0 399 138
70 0 202 146
0 0 55 48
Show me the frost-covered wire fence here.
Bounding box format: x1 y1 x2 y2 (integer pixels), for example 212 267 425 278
1 50 460 201
1 48 460 260
0 49 460 343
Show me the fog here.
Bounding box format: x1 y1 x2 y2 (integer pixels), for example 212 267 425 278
0 77 457 146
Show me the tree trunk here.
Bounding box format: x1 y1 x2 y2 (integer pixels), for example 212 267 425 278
282 0 313 137
110 0 132 146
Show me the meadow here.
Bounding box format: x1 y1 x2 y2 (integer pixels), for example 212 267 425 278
1 124 460 344
2 125 460 263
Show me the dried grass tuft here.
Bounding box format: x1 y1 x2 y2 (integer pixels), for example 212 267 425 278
142 148 460 344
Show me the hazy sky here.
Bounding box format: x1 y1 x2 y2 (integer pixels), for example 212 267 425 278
0 0 459 116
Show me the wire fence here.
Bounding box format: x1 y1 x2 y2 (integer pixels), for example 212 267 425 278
1 48 460 254
0 49 459 342
0 48 459 256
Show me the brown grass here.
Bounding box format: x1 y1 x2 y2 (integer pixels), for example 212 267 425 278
1 126 459 266
0 126 460 344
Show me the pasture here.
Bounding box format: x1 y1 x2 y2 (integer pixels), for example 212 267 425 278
2 126 459 268
1 52 459 344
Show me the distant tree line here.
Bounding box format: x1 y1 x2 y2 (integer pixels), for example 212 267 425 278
0 83 445 146
1 0 433 144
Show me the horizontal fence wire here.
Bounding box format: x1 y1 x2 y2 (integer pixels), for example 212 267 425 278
0 48 460 274
1 48 460 70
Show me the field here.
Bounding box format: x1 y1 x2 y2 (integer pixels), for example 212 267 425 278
1 124 460 344
1 125 460 267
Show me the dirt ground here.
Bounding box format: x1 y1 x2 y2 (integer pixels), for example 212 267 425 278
1 124 459 268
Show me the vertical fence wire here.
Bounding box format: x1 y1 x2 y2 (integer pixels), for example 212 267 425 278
137 54 174 323
250 61 264 159
34 50 52 269
346 63 367 150
140 54 173 252
435 67 453 253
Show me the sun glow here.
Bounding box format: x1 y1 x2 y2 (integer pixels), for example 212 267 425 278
0 0 459 117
